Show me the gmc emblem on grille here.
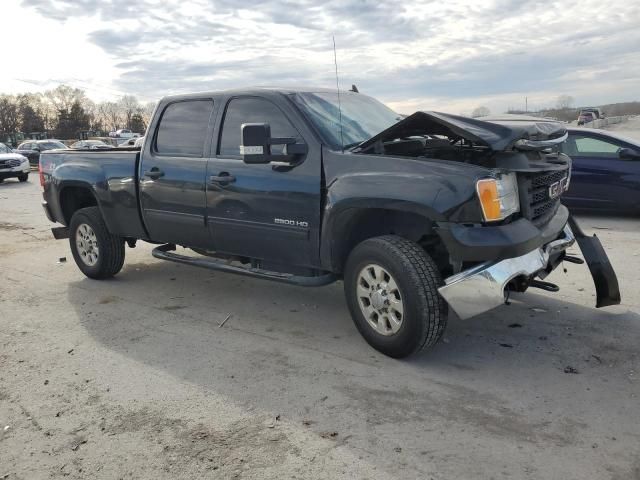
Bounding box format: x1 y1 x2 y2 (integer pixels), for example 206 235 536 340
549 176 569 199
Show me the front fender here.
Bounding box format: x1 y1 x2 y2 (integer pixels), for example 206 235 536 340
320 172 481 270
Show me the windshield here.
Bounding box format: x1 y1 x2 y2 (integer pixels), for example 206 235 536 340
291 92 402 150
0 142 10 153
41 141 67 150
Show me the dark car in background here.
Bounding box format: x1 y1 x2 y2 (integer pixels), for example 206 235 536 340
15 139 68 166
558 128 640 213
485 116 640 214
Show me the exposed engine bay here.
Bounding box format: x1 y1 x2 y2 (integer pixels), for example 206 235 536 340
353 110 569 169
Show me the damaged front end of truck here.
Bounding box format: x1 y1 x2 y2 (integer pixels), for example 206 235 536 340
352 111 621 318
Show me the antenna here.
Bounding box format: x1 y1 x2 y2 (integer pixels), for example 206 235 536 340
332 36 345 152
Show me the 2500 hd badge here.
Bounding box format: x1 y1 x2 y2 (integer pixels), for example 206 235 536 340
39 87 620 358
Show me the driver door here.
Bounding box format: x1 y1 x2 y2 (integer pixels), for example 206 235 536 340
205 95 322 268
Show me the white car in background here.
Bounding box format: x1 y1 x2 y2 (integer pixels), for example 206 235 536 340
108 128 135 138
0 142 30 183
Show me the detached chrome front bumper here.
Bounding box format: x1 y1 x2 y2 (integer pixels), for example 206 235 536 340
438 224 575 320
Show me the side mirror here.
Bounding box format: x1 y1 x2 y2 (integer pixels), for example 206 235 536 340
240 123 271 164
240 123 308 164
619 148 640 160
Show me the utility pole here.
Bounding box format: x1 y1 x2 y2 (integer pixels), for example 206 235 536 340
525 97 528 113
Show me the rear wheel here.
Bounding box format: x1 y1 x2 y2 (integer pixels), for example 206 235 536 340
344 235 447 358
18 173 28 182
69 207 125 279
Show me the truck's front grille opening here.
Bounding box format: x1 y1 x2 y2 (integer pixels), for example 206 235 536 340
518 167 569 227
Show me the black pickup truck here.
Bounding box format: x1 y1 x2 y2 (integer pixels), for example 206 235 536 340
39 87 620 358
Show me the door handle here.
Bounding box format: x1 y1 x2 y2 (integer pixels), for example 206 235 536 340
210 172 236 184
144 167 164 179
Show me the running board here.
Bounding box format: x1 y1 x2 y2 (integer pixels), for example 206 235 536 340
152 244 337 287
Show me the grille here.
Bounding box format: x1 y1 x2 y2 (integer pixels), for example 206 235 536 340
0 159 21 168
531 169 567 188
518 166 569 227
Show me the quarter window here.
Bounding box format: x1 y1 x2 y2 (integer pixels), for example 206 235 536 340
155 100 214 157
219 97 299 156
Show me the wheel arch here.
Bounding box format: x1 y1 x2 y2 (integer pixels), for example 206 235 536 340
58 182 100 226
320 202 447 274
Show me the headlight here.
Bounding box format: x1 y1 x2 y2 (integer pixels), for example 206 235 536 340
476 173 519 222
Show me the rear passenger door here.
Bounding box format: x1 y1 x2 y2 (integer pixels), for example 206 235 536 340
139 99 215 248
205 95 322 269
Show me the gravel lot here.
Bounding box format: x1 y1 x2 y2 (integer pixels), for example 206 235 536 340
1 179 639 479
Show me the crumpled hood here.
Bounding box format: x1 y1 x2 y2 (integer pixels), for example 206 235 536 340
354 111 567 152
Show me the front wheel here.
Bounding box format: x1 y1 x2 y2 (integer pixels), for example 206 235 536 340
18 173 28 182
344 235 447 358
69 206 125 279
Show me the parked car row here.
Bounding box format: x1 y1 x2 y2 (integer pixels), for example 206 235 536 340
12 135 146 164
15 140 68 166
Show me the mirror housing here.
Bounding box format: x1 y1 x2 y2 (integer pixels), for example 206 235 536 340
240 123 307 165
619 147 640 160
240 123 271 164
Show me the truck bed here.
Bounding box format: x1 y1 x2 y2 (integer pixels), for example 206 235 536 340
40 149 147 239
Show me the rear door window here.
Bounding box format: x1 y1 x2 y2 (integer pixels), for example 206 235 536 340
155 100 214 157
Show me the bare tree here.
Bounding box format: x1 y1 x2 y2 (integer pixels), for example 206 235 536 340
17 93 46 133
141 101 156 129
0 95 20 134
45 85 87 113
103 102 122 132
471 106 490 118
118 95 141 130
555 94 574 110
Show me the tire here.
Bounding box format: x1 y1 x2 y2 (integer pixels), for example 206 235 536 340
69 206 125 279
18 173 28 182
344 235 447 358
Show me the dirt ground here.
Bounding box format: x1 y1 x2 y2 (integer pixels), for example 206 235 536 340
1 179 639 480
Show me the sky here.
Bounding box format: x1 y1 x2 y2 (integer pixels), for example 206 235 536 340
3 0 639 115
